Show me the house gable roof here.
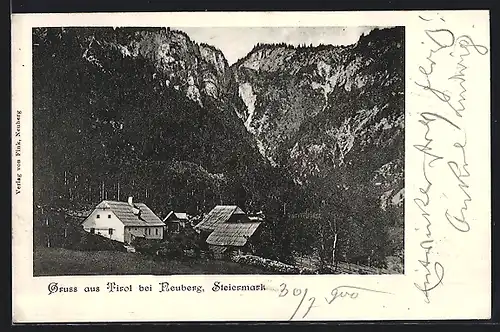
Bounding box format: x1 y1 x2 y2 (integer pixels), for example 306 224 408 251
194 205 247 232
94 200 165 227
206 221 262 247
163 211 188 222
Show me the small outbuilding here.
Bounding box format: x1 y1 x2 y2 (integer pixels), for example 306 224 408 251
163 211 189 233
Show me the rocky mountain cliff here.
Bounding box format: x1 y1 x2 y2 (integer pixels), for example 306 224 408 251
232 27 404 212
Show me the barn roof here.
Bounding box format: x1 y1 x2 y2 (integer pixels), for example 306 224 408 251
206 221 262 247
194 205 247 232
95 200 165 227
163 211 188 222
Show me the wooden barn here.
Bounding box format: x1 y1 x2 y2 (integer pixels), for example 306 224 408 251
194 205 247 233
163 211 189 233
194 205 263 259
81 197 165 244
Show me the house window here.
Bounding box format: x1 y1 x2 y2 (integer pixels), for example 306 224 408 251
144 228 147 235
109 228 113 235
108 214 111 219
155 228 159 235
96 214 100 219
90 228 95 234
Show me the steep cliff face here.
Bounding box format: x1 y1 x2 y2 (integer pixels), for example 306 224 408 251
78 28 231 106
231 27 404 211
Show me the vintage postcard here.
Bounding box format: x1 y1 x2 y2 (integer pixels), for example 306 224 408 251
11 11 490 322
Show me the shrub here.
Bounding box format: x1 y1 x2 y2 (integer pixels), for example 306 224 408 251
131 238 163 255
156 240 184 259
134 228 204 260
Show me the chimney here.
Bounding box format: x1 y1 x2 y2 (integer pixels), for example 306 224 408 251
128 196 133 207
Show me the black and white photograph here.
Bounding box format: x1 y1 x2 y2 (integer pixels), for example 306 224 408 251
32 25 405 276
13 10 492 323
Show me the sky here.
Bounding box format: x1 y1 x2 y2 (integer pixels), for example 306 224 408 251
172 26 381 65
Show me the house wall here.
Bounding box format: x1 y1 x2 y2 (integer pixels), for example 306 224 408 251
209 244 227 260
124 227 144 244
81 209 125 242
124 226 164 243
145 226 164 240
165 221 188 233
165 222 179 233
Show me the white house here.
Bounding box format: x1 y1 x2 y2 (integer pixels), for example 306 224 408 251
81 197 165 244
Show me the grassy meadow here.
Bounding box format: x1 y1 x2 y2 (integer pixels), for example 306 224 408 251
33 246 269 276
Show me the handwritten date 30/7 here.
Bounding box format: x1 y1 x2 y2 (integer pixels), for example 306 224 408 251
278 283 392 320
412 19 487 304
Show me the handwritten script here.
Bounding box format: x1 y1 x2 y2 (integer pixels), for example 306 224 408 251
278 283 392 320
413 15 488 303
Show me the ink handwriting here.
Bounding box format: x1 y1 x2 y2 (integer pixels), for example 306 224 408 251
279 283 392 320
413 18 487 303
415 29 488 117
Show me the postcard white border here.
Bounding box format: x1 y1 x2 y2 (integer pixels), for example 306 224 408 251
12 10 491 322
